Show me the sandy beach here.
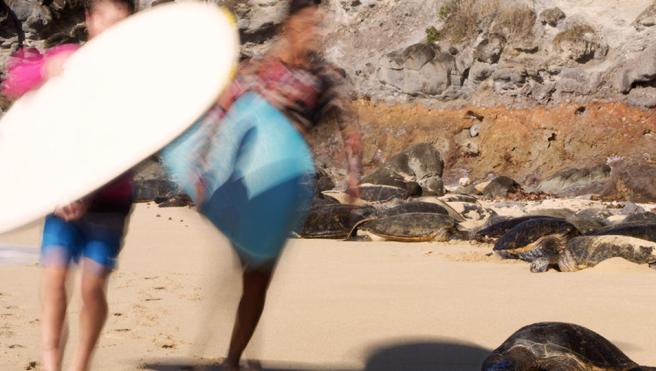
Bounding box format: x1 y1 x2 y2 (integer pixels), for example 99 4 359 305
1 203 656 370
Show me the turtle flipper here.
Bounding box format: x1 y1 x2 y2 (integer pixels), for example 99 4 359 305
530 257 551 273
344 217 377 241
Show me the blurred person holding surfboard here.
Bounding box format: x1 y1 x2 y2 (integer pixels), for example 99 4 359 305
162 0 363 369
2 0 136 370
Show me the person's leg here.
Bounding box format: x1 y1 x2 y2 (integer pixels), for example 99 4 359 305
41 215 79 371
224 266 273 370
70 258 111 371
70 213 125 371
41 263 69 371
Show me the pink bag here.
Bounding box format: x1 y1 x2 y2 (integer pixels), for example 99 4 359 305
2 44 79 99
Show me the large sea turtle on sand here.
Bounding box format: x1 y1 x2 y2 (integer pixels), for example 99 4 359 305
474 215 562 241
322 184 411 204
623 212 656 225
295 204 376 239
348 213 460 242
413 196 466 222
493 218 579 261
379 201 450 217
586 223 656 242
528 234 656 272
482 322 655 371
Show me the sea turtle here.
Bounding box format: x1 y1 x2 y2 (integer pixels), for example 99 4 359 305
527 208 576 219
322 184 410 204
308 196 340 208
378 201 450 217
448 202 495 221
474 215 561 241
482 322 654 371
439 193 479 203
623 212 656 225
493 218 579 261
586 223 656 242
348 213 459 242
295 204 376 239
529 234 656 273
412 196 466 222
358 184 411 202
564 214 608 234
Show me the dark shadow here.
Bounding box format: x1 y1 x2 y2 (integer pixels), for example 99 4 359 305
140 340 491 371
363 341 491 371
139 359 347 371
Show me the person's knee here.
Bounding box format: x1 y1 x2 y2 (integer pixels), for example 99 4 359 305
42 266 68 293
80 279 106 306
80 259 110 306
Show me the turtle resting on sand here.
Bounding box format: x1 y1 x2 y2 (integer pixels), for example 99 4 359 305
474 215 561 241
482 322 655 371
623 212 656 225
530 234 656 272
379 201 450 217
493 218 579 261
359 184 411 202
322 184 410 204
295 204 376 239
587 223 656 242
347 213 460 242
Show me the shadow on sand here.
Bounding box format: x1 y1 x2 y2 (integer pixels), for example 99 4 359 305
140 340 491 371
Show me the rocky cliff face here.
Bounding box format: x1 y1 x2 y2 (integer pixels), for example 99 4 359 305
238 0 656 108
1 0 655 200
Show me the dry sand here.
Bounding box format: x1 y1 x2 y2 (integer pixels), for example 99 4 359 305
1 204 656 370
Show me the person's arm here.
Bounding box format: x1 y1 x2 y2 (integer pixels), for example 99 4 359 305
335 106 363 200
320 65 363 201
54 197 91 221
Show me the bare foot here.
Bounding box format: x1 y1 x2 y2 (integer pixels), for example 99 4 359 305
220 359 262 371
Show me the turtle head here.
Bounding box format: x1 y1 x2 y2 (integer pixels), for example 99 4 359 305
481 354 525 371
534 233 568 255
527 234 569 272
481 349 535 371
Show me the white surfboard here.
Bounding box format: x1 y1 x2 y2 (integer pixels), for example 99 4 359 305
0 1 239 233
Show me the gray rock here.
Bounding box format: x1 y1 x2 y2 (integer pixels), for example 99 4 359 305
554 25 607 64
627 87 656 108
634 3 656 28
492 66 527 91
469 61 494 82
556 68 600 95
469 123 481 137
379 43 455 96
454 128 480 157
388 43 435 70
539 7 566 27
483 176 520 198
618 202 646 216
417 176 445 196
538 164 611 196
617 45 656 93
474 33 506 64
362 143 444 196
531 83 555 102
604 162 656 202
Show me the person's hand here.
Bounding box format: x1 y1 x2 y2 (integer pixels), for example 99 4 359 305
346 172 360 204
54 199 89 221
42 51 74 80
